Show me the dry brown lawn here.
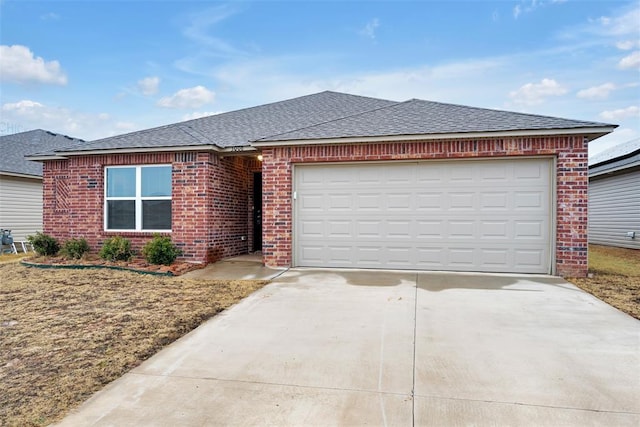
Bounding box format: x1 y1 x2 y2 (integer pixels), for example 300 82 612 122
0 261 266 426
568 244 640 320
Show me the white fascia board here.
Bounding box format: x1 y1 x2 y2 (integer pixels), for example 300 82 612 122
251 127 616 147
30 145 258 159
52 145 219 156
25 154 69 161
0 171 42 180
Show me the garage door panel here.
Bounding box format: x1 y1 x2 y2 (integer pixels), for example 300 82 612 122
356 220 383 238
417 220 444 238
387 220 412 238
481 249 509 267
326 246 353 264
356 194 382 210
327 194 352 210
299 194 324 211
300 245 324 264
515 221 545 239
480 164 508 181
415 248 445 265
449 248 475 266
300 220 324 237
387 247 413 265
356 246 384 264
516 162 546 180
480 192 509 210
514 249 544 267
387 193 412 210
480 221 509 239
295 159 551 273
449 192 476 210
416 193 444 210
449 221 475 238
328 220 352 238
514 191 545 209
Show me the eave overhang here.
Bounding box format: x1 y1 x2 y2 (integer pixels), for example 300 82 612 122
26 144 258 161
250 126 617 148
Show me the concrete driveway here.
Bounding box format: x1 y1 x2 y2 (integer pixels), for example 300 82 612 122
57 269 640 426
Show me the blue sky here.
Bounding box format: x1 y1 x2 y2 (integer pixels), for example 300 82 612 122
1 0 638 157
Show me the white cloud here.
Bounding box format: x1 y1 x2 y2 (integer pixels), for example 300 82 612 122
597 4 640 37
0 45 67 85
137 76 160 95
513 5 522 19
576 82 616 100
513 0 565 19
1 100 45 112
618 50 640 70
599 106 640 121
183 5 245 57
509 78 568 106
1 99 139 140
182 111 222 121
157 86 216 109
40 12 60 21
616 40 640 50
359 18 380 39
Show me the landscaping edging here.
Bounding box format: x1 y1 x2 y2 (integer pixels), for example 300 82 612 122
21 259 175 277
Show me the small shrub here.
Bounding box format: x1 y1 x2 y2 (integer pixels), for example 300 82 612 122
142 234 182 265
99 236 133 262
27 232 60 256
61 238 90 260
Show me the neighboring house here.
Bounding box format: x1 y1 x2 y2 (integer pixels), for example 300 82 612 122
0 130 84 241
588 138 640 249
28 91 616 277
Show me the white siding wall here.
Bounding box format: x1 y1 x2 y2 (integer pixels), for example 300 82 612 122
589 170 640 249
0 175 43 241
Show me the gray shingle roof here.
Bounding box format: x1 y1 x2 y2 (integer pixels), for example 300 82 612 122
0 130 84 177
589 138 640 176
33 91 616 157
589 138 640 166
54 91 396 153
257 99 614 142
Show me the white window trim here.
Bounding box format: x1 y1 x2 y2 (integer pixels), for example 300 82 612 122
104 164 172 232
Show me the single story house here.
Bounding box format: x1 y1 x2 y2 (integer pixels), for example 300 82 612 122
588 138 640 249
28 91 616 277
0 129 84 242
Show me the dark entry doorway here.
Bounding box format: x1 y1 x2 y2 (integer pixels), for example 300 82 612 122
252 172 262 252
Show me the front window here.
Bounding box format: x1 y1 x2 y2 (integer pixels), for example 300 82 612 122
105 165 172 231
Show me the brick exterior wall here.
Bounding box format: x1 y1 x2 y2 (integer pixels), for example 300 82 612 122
261 136 590 277
42 151 261 264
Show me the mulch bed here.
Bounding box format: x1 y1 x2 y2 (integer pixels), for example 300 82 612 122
22 254 205 276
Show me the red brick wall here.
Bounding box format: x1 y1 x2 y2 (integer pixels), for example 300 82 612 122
43 152 259 263
261 136 590 277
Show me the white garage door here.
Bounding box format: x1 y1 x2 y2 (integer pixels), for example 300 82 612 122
294 158 552 273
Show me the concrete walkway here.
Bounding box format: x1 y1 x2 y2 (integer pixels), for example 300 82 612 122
181 253 286 281
56 269 640 426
